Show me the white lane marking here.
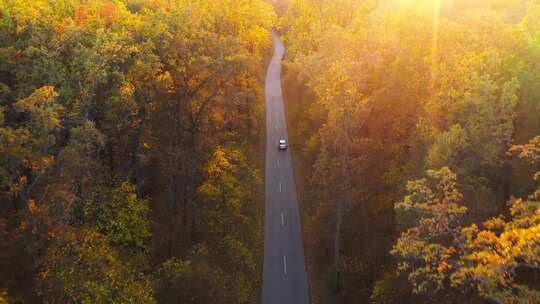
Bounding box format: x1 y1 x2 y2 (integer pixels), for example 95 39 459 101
281 213 284 227
283 255 287 275
277 159 280 167
279 181 282 192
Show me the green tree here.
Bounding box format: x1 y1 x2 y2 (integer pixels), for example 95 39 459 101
36 226 155 304
0 86 61 207
155 258 194 304
83 181 150 251
392 167 467 295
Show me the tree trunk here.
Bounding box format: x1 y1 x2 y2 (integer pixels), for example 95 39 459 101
334 197 343 292
189 130 199 244
334 101 351 293
130 106 146 194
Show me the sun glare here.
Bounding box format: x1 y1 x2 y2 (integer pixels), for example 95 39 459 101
431 0 441 91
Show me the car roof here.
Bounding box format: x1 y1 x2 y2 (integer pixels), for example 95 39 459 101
279 139 286 142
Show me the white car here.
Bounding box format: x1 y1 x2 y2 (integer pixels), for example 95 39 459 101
279 139 288 150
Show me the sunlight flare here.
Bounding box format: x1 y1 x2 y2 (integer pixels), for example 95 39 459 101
430 0 442 92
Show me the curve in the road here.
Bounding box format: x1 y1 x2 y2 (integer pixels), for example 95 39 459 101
261 34 309 304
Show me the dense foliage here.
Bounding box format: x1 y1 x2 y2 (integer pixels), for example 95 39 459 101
0 0 275 303
279 0 540 303
2 0 539 303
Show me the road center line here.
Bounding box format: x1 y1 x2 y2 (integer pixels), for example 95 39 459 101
281 213 284 227
279 181 282 192
283 255 287 275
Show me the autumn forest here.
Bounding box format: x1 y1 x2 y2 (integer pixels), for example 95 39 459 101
0 0 539 303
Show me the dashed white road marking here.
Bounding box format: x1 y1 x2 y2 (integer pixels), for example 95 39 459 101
283 255 287 275
281 213 284 227
279 181 282 192
277 159 280 167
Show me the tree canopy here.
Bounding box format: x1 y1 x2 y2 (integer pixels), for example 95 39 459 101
279 0 540 303
0 0 274 302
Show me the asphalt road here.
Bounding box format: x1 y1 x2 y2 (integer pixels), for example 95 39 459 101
261 34 309 304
